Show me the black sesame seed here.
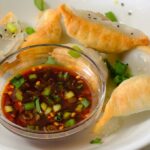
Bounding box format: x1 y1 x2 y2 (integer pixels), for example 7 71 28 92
88 16 91 19
88 13 91 16
121 2 125 7
93 17 97 20
0 34 3 38
21 30 23 32
24 39 27 42
117 25 120 28
4 29 7 32
13 35 16 38
128 12 132 16
131 32 134 35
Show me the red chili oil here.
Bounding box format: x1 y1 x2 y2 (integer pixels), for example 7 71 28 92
1 65 92 131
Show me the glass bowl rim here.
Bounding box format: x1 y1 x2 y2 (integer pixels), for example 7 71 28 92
0 43 106 135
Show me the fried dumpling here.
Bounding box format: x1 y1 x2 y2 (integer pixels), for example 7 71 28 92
60 4 149 53
94 75 150 133
21 8 62 48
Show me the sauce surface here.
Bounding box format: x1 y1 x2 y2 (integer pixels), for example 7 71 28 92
2 65 92 131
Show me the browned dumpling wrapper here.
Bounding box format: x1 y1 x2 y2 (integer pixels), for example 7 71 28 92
60 4 149 53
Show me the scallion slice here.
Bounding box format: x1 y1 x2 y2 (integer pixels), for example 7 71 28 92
25 27 35 35
68 50 81 58
35 97 41 113
105 11 118 22
90 138 102 144
65 119 76 127
24 102 35 111
34 0 45 11
6 23 17 33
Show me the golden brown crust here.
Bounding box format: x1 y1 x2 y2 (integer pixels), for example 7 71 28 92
94 75 150 133
60 4 149 53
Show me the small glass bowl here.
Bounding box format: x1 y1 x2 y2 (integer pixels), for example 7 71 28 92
0 44 106 139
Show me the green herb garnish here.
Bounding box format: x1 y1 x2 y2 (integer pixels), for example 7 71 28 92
105 11 118 22
6 23 17 33
90 138 102 144
72 45 82 51
81 98 90 108
11 75 25 89
15 90 23 101
35 97 41 113
68 50 81 58
46 56 58 65
65 119 76 127
29 74 37 80
24 102 35 111
105 59 131 85
42 86 51 96
34 0 45 11
25 27 35 35
54 112 63 122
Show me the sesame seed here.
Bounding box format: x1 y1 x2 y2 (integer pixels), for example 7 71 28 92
128 11 132 16
88 16 91 19
93 17 97 20
4 29 7 32
121 2 125 7
117 25 120 28
131 32 134 35
88 13 91 16
0 34 3 38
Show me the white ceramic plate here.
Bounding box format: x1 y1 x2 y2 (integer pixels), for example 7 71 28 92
0 0 150 150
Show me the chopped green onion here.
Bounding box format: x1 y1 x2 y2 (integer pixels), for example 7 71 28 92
35 97 41 113
29 74 37 79
42 86 51 96
105 11 118 22
6 23 17 33
54 112 63 122
113 75 128 85
81 98 90 108
34 0 45 11
46 56 58 65
63 112 71 120
41 102 47 111
63 72 69 80
75 104 84 112
90 138 102 144
72 45 82 52
11 75 25 89
65 119 76 127
53 104 61 112
5 106 13 113
65 91 75 99
25 27 35 35
15 90 23 101
24 102 35 111
68 50 81 58
105 59 131 85
113 60 128 75
45 107 52 115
